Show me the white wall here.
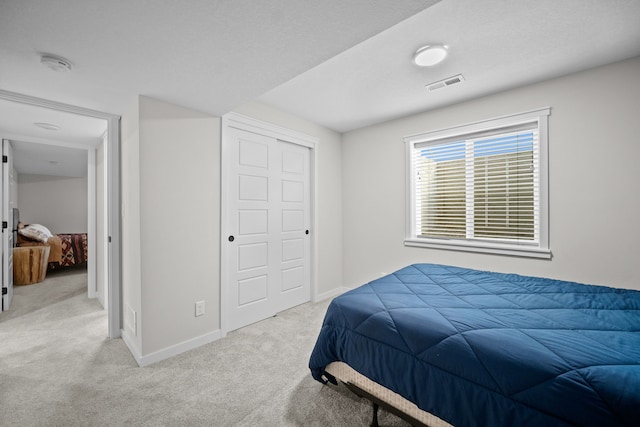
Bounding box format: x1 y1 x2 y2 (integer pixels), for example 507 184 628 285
138 96 221 356
342 57 640 291
233 101 344 297
121 95 221 360
17 174 88 233
121 96 142 354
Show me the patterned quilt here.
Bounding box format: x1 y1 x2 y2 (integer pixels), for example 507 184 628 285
48 233 88 270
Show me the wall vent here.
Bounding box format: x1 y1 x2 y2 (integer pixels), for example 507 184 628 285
426 74 465 91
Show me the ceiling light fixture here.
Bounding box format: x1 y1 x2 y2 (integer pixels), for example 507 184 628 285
34 122 61 131
413 45 448 67
40 54 72 72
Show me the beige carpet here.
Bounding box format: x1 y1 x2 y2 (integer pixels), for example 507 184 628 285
0 269 410 426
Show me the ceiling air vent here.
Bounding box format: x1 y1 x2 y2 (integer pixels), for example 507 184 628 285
426 74 465 92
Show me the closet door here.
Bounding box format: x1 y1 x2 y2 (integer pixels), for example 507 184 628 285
226 127 279 331
276 140 311 313
224 126 311 332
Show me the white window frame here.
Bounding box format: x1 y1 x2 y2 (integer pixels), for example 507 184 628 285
404 107 551 259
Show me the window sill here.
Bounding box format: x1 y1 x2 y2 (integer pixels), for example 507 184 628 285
404 238 552 259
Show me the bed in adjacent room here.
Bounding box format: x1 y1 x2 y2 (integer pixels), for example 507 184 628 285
15 211 88 272
309 263 640 427
44 233 88 271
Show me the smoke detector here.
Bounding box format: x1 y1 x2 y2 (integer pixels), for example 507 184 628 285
426 74 465 92
40 54 72 72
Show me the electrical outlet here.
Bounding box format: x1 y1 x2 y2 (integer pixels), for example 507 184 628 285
195 300 205 317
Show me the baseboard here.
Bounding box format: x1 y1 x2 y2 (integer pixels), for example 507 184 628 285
121 328 224 367
314 286 351 303
96 293 106 310
120 328 143 366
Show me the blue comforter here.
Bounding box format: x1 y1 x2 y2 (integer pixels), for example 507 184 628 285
309 264 640 426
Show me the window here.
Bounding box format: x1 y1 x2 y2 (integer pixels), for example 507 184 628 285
405 108 550 258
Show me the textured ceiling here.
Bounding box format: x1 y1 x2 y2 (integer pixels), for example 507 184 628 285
0 0 437 117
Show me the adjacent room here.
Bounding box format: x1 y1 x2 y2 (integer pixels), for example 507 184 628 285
1 0 639 425
14 143 89 277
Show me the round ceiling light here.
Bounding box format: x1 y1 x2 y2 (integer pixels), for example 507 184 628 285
413 45 448 67
40 54 72 72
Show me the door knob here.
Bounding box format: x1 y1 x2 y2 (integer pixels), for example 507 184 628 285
228 235 235 242
305 230 309 235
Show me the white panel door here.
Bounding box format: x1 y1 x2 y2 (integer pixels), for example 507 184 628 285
1 139 14 312
277 141 310 312
226 127 311 331
227 128 278 331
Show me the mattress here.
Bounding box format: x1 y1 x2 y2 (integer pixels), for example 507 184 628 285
309 264 640 427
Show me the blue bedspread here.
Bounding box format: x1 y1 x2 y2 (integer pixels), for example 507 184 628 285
309 264 640 427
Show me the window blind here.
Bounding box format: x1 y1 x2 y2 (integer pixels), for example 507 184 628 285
413 122 539 244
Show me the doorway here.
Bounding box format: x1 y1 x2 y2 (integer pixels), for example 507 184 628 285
0 90 121 338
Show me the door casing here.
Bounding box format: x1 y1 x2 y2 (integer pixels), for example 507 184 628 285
0 90 121 338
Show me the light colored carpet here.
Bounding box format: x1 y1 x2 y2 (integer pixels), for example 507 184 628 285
0 269 411 426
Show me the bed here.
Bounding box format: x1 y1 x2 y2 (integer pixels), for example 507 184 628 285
309 263 640 427
15 210 88 271
17 231 88 270
45 233 88 270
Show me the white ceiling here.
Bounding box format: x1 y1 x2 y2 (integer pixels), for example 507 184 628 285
260 0 640 132
12 140 90 178
0 97 105 177
0 0 436 116
1 0 640 175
